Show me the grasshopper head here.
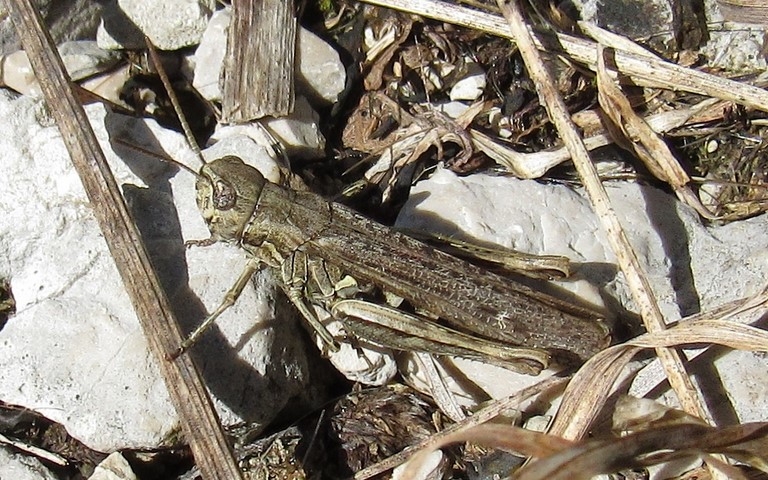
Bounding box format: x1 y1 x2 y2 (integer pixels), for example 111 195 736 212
196 156 267 243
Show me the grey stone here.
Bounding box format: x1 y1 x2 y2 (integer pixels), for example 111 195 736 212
97 0 213 50
0 446 60 480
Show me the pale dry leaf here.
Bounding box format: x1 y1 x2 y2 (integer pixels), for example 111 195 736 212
595 45 717 219
401 423 574 479
515 422 767 480
612 395 708 435
363 105 475 201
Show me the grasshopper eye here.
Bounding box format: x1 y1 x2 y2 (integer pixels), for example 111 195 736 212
213 179 237 210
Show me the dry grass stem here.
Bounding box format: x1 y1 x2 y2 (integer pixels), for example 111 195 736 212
6 1 243 478
493 0 713 439
473 97 722 178
595 45 717 219
552 286 768 439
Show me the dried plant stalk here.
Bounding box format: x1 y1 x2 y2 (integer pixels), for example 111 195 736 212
494 0 713 441
361 0 768 112
716 0 768 24
552 290 768 441
354 375 569 479
595 45 716 219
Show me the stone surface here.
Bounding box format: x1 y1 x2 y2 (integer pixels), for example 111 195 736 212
700 0 768 71
0 91 316 451
209 95 326 160
395 167 768 418
449 60 486 101
572 0 675 51
295 25 347 104
190 6 229 101
97 0 213 50
574 0 766 71
90 452 137 480
0 0 104 55
0 41 122 96
0 446 60 480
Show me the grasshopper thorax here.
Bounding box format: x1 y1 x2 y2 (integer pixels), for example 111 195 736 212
196 155 267 243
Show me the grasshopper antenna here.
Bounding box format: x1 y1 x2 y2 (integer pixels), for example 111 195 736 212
144 36 207 168
112 137 203 179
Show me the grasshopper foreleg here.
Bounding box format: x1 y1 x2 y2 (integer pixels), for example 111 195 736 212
170 258 262 359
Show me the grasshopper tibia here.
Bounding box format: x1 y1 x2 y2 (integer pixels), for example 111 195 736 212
170 257 261 360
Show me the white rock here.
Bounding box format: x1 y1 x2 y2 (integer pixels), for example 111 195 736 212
261 95 326 159
400 354 562 409
0 446 59 480
190 7 229 101
203 132 284 184
0 0 104 54
97 0 213 50
574 0 766 71
193 9 346 104
700 1 767 71
89 452 137 480
449 60 486 101
571 0 675 51
209 95 326 160
0 41 121 96
79 64 132 108
393 449 445 480
395 168 768 419
434 101 470 119
321 317 398 386
295 26 347 104
0 92 315 451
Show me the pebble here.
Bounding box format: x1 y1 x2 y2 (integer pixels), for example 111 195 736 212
97 0 212 50
449 60 486 101
0 41 121 96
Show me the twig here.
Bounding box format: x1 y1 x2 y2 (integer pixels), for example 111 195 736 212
5 1 243 478
472 97 722 178
0 432 68 466
494 0 713 440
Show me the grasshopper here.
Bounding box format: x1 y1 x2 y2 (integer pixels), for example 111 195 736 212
137 42 609 377
173 154 610 375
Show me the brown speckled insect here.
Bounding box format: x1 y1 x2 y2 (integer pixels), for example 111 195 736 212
144 42 610 376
